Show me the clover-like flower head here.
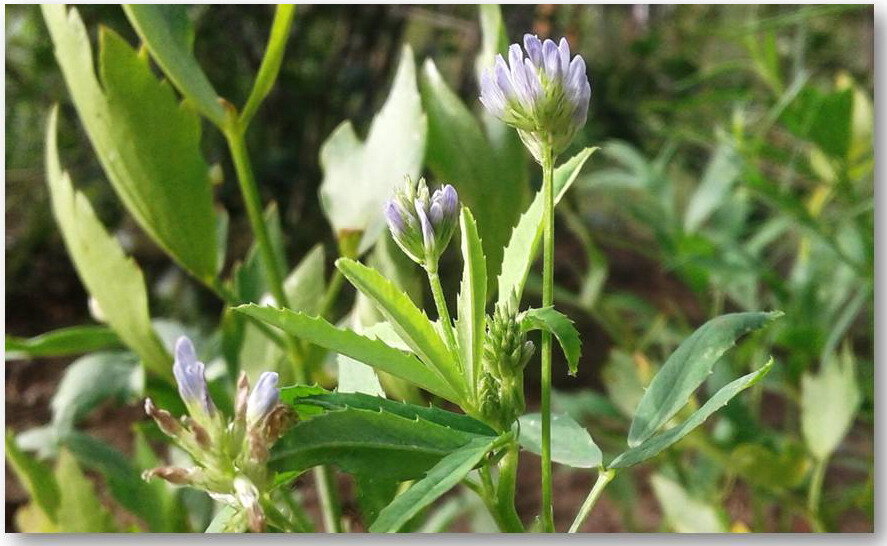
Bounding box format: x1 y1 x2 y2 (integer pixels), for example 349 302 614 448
385 177 459 269
480 34 591 162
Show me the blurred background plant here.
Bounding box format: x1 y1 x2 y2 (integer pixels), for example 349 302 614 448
5 4 872 532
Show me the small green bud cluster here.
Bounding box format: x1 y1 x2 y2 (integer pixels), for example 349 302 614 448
385 176 459 270
478 294 535 430
143 337 292 532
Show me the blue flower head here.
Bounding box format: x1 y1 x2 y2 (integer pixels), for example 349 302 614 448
480 34 591 162
173 336 216 419
384 177 459 269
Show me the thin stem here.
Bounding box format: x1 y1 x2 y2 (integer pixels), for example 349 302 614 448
540 141 556 532
807 457 828 532
496 443 525 532
313 465 342 533
426 266 459 356
568 468 616 533
318 268 345 320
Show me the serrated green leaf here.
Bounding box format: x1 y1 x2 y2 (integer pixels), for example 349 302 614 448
628 312 782 447
650 474 725 533
518 413 602 468
235 304 457 402
282 390 497 437
521 307 582 375
371 435 499 532
42 5 218 282
421 59 523 280
51 352 141 434
336 258 465 399
801 347 861 461
122 5 225 127
5 326 121 360
54 449 117 532
319 45 426 254
5 431 60 522
455 208 487 398
271 406 486 482
44 107 172 382
497 147 597 306
610 358 774 469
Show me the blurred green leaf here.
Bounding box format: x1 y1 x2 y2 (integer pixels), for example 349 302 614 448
5 326 121 360
205 505 244 533
650 474 725 532
611 358 774 468
455 208 487 397
684 140 743 233
521 306 582 376
729 442 810 490
518 413 602 468
236 304 458 402
497 147 596 306
802 347 860 461
370 435 500 532
602 350 648 419
42 5 219 282
5 431 60 522
319 45 426 254
782 85 853 159
122 5 225 127
628 312 781 447
51 351 142 434
54 449 117 532
44 107 172 382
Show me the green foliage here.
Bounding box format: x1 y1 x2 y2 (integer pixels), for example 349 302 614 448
628 312 782 447
5 431 60 523
801 347 861 461
650 474 725 533
455 208 487 398
54 449 118 532
5 326 121 359
518 413 602 469
42 5 219 283
44 107 172 382
520 307 582 376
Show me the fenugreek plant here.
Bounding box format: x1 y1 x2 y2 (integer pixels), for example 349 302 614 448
6 5 789 534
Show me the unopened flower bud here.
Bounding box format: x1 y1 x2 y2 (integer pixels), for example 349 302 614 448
173 336 216 419
385 177 460 268
145 398 183 438
246 372 279 426
233 476 265 533
183 416 213 450
143 466 193 485
480 35 591 163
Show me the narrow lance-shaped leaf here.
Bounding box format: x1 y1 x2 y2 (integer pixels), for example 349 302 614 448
5 325 121 360
336 258 465 400
44 107 172 382
370 435 502 533
122 5 226 127
42 5 218 282
521 307 582 375
610 358 774 469
628 311 782 447
235 304 458 403
455 208 487 398
497 147 597 306
5 431 60 522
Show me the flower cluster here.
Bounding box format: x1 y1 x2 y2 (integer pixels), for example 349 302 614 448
480 34 591 162
384 177 460 270
143 336 291 532
478 294 535 430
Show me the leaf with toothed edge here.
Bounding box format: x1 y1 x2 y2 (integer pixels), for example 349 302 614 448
496 147 597 306
336 258 465 400
455 208 487 400
521 307 582 376
234 305 459 403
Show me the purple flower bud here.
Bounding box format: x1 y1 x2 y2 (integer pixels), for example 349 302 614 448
479 34 591 162
385 177 460 267
384 201 407 237
173 336 215 417
414 198 436 254
246 371 279 425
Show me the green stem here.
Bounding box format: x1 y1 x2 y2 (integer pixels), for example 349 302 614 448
239 4 297 129
568 468 616 533
807 457 827 532
313 464 342 533
496 442 524 532
318 268 345 320
540 141 556 532
426 266 459 356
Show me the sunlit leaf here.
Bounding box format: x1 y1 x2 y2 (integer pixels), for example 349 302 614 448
801 347 861 461
455 208 487 397
5 326 121 360
518 413 602 468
